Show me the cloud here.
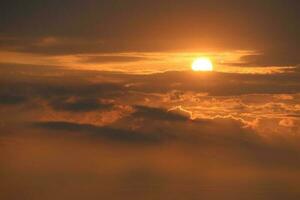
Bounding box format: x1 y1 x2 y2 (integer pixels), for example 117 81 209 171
168 106 193 119
0 94 27 105
1 63 300 137
2 64 300 199
107 105 261 148
29 103 256 146
279 118 295 128
33 121 174 144
0 64 125 100
227 50 300 67
1 1 300 56
49 98 114 113
1 64 300 130
29 103 300 170
79 55 151 64
123 71 300 96
132 105 190 121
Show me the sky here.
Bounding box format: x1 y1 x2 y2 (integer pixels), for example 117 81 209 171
1 1 300 200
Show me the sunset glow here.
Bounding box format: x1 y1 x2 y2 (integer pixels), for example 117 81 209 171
191 57 213 71
1 1 300 199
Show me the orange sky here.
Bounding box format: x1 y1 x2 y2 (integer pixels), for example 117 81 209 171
1 1 300 199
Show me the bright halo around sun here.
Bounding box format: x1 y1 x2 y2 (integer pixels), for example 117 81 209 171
191 57 213 72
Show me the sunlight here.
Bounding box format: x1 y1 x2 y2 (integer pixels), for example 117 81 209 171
191 57 213 72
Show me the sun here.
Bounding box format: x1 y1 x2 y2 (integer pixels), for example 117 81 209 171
191 57 213 72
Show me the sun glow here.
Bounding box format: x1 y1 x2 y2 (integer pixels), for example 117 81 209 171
192 57 213 72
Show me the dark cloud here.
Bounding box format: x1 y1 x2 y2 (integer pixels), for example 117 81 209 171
0 95 27 105
98 104 300 169
33 121 174 144
30 103 300 169
227 50 300 67
30 104 251 146
129 107 263 151
49 98 114 112
0 0 299 55
132 105 190 121
1 64 300 104
0 36 112 55
123 71 300 96
79 55 151 64
0 65 299 159
0 65 125 100
1 64 300 199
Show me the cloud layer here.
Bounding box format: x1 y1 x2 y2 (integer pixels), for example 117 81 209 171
1 59 300 200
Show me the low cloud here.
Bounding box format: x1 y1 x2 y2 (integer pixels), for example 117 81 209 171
1 64 300 200
49 98 114 113
227 50 300 67
79 55 150 64
0 94 27 105
33 120 175 145
132 105 190 122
